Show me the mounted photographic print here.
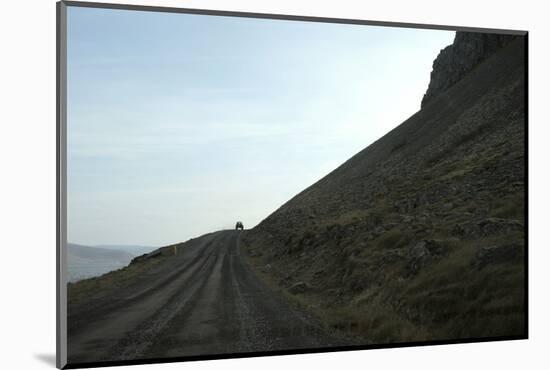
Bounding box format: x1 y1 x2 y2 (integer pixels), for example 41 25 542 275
56 1 528 368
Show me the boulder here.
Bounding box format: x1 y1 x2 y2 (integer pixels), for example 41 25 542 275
288 281 310 294
411 241 431 259
453 218 523 238
478 218 523 235
473 242 522 269
404 239 447 277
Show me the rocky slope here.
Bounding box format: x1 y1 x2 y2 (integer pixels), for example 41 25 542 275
243 32 526 344
421 32 517 107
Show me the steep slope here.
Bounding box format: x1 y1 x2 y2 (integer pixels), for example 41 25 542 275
243 34 526 344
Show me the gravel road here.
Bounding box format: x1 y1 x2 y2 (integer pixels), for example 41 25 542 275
67 230 343 364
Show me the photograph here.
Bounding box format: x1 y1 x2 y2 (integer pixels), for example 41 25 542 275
59 2 527 368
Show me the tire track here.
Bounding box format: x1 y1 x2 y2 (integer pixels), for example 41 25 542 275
109 252 221 361
142 232 236 358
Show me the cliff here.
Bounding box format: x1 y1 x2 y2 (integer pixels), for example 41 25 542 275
421 31 519 107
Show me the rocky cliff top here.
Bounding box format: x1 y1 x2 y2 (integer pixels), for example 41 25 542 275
421 31 519 107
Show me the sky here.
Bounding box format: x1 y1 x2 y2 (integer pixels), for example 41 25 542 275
66 6 454 247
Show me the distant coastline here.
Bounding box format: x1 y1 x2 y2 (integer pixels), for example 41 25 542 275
67 243 156 282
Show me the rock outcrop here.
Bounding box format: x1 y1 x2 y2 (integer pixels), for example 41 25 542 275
421 32 519 107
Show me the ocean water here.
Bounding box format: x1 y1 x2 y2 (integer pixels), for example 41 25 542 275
67 262 128 283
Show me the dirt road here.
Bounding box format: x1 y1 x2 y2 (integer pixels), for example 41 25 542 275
67 230 342 364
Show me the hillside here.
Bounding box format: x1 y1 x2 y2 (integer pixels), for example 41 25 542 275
243 32 526 344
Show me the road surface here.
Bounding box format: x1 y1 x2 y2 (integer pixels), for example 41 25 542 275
67 230 344 364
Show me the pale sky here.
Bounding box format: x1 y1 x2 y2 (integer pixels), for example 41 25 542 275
66 6 454 247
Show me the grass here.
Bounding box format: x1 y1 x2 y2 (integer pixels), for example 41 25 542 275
373 228 413 250
490 193 524 220
244 225 525 344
